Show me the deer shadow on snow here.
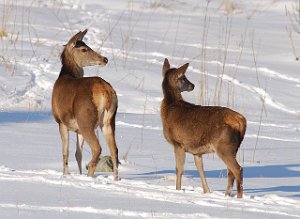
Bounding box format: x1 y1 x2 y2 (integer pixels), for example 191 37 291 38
0 111 52 123
139 164 300 197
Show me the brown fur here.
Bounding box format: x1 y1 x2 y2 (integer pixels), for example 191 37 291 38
51 29 119 180
160 58 246 198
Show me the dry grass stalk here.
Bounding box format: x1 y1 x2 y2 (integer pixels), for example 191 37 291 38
199 1 211 106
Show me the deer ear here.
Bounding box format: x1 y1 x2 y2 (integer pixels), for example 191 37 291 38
67 29 88 48
162 58 170 76
177 63 189 77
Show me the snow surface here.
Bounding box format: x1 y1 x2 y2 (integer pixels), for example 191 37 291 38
0 0 300 218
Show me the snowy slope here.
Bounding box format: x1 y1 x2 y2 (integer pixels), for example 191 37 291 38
0 0 300 218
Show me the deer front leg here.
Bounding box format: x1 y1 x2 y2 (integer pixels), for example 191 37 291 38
59 123 69 175
75 133 84 174
194 154 210 193
174 146 186 190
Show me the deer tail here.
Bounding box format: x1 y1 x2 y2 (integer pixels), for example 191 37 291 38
237 115 247 142
225 112 247 143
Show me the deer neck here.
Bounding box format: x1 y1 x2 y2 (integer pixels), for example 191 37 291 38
162 80 183 104
59 49 84 78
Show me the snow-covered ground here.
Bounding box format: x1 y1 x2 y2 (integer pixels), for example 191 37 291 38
0 0 300 218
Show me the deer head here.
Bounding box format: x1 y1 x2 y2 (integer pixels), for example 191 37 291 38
63 29 108 68
162 58 194 92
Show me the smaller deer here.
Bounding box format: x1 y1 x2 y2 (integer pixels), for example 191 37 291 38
160 58 246 198
52 29 119 180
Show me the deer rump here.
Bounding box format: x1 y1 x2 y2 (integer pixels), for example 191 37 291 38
52 77 117 131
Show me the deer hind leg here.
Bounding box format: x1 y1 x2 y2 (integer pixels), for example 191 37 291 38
227 160 243 198
59 123 69 175
236 166 243 198
174 146 186 190
225 168 235 197
81 130 101 177
75 133 84 174
194 155 210 193
217 148 243 198
102 110 119 181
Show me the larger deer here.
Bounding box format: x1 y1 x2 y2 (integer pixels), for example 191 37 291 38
52 29 119 180
160 58 246 198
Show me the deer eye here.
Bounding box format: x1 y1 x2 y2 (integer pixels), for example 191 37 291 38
178 76 186 82
81 48 88 52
